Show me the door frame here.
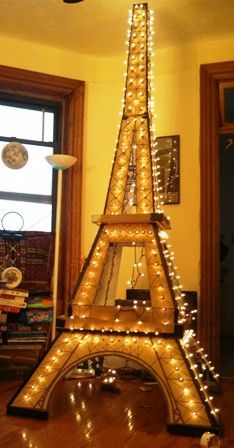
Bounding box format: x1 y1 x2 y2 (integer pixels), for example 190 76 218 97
200 61 234 366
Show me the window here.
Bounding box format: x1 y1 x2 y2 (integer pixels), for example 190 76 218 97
0 96 60 232
0 65 84 312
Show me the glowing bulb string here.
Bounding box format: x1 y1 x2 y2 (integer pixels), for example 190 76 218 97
180 338 220 421
127 245 145 288
157 231 191 324
114 305 148 323
93 242 119 305
105 4 163 214
191 339 220 382
182 332 219 383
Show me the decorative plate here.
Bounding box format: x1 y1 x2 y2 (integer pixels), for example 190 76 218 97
1 267 23 289
1 141 28 169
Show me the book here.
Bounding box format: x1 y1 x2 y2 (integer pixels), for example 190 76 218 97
27 296 53 309
0 288 29 297
7 333 48 339
0 305 20 313
0 313 7 323
7 337 47 343
0 297 27 308
7 322 49 334
19 308 53 324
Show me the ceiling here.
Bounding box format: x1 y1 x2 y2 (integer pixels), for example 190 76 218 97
1 0 234 57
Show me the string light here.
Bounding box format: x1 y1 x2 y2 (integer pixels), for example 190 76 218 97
8 3 220 435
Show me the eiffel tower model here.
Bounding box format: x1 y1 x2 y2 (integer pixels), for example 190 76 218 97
8 3 221 436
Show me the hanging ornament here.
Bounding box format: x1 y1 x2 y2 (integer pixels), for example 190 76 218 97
1 211 24 233
1 141 28 169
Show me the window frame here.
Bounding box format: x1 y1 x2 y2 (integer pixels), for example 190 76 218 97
219 80 234 129
0 64 84 314
0 95 60 232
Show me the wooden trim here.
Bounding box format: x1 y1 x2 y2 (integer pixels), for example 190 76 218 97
0 64 84 315
200 61 234 366
219 126 234 134
219 80 234 127
0 191 52 204
61 85 84 310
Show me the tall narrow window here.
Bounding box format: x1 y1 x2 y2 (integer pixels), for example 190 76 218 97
0 96 60 233
0 65 84 311
0 97 58 232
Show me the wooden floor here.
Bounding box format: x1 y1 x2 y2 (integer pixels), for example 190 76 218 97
0 375 234 448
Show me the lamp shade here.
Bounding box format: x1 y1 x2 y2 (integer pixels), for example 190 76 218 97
46 154 77 170
63 0 84 3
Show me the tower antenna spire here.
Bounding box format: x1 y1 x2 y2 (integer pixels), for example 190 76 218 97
105 3 161 215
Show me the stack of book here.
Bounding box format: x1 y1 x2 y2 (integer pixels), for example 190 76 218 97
0 288 28 313
6 321 50 344
0 289 51 379
6 292 52 347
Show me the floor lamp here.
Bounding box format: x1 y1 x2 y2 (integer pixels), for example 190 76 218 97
46 154 77 341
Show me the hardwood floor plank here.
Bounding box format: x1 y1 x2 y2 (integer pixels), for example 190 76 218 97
0 377 233 447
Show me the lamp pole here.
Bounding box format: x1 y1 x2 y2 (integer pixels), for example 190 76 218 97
46 154 77 341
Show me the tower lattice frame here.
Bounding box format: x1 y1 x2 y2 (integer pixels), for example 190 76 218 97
8 3 221 437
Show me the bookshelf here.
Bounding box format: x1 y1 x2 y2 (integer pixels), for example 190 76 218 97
0 231 54 378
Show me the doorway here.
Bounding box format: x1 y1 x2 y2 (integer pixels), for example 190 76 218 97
219 98 234 376
200 61 234 372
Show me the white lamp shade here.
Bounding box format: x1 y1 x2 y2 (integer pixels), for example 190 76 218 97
46 154 77 170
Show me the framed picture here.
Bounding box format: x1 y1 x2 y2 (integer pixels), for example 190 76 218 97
155 135 180 204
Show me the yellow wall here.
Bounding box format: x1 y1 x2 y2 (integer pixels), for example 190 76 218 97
1 34 234 294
